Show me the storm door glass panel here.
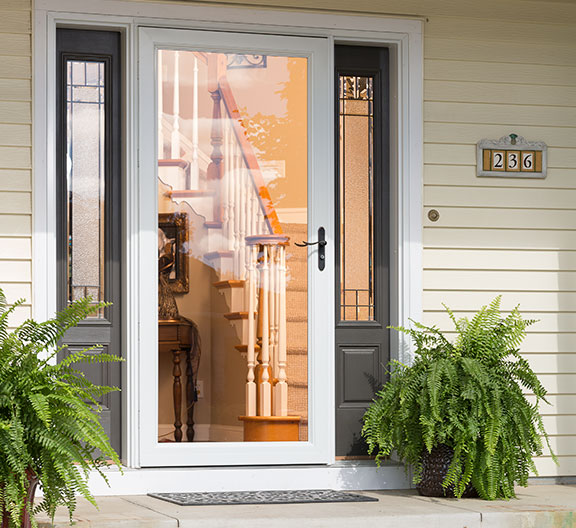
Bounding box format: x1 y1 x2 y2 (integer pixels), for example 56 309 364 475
66 60 106 317
339 75 375 322
155 50 309 443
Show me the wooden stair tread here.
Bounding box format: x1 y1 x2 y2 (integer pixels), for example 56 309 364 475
213 279 245 289
158 158 189 169
224 311 255 320
235 344 261 353
205 221 222 228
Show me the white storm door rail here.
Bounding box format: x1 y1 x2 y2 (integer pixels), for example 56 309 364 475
138 27 333 467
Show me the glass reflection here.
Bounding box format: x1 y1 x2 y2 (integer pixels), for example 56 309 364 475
66 60 106 317
156 50 309 443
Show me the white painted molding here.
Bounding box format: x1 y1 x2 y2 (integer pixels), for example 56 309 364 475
83 463 410 495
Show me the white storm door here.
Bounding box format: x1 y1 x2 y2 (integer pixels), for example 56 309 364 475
138 27 333 467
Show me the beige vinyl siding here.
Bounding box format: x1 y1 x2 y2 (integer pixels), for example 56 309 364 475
0 0 32 324
421 11 576 475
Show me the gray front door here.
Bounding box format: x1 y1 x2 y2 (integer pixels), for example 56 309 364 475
335 45 390 457
56 29 123 455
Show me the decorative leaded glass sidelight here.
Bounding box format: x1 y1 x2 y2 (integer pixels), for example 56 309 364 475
338 75 375 321
65 60 106 316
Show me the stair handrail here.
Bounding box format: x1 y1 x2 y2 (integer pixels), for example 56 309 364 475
218 75 283 236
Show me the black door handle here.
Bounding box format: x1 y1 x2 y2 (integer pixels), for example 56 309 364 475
295 227 326 271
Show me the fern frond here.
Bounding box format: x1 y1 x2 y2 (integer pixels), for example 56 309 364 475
363 296 556 500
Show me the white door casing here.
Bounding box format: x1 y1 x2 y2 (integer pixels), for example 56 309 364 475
33 0 423 480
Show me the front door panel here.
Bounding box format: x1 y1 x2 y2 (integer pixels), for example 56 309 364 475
335 45 390 457
56 29 123 455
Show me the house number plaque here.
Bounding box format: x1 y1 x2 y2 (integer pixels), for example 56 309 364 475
477 134 547 178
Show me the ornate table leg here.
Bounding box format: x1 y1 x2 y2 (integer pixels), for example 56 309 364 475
172 348 183 442
186 347 195 441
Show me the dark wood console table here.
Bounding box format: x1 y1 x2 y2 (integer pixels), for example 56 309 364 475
158 318 200 442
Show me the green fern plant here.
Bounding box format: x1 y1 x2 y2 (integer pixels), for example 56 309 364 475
0 288 122 527
362 296 556 500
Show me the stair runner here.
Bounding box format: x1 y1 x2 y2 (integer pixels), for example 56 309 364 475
283 222 309 441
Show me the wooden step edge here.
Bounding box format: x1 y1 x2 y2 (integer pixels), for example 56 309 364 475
224 311 255 320
204 250 234 260
235 344 261 353
158 158 189 169
213 279 245 289
205 221 222 229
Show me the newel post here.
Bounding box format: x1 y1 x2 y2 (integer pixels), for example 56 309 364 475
245 235 289 418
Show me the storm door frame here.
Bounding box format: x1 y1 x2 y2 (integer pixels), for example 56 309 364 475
138 26 333 467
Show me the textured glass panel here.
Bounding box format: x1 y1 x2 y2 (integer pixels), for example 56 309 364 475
339 75 374 322
66 60 106 317
156 50 308 443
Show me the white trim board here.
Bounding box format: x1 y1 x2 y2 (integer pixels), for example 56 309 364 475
33 0 423 485
84 463 410 495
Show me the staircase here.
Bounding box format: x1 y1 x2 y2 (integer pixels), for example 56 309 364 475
284 222 309 440
158 50 308 441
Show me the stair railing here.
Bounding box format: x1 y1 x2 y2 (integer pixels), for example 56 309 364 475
160 51 292 421
215 65 290 419
246 235 289 418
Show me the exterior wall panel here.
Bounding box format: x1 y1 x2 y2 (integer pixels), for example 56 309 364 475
0 0 32 326
420 7 576 475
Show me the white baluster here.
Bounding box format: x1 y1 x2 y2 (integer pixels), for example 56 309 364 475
229 138 236 252
257 209 265 235
244 190 253 306
190 55 200 189
171 51 181 161
245 244 258 417
269 245 277 390
233 146 241 278
221 121 230 246
239 169 247 281
158 51 164 159
250 189 258 237
274 245 288 417
259 245 272 416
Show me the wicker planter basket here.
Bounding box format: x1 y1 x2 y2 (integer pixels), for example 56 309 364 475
416 444 478 498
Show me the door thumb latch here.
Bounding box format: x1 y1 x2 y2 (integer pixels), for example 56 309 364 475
295 227 326 271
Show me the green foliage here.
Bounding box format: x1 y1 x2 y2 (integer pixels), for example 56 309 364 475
0 289 122 527
362 297 556 500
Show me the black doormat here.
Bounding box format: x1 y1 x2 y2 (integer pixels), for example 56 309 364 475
148 489 378 506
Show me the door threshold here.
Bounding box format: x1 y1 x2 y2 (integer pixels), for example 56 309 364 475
69 463 410 496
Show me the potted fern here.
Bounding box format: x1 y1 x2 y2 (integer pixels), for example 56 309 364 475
362 297 555 500
0 288 122 528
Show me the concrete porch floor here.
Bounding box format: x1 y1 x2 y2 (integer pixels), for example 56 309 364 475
36 485 576 527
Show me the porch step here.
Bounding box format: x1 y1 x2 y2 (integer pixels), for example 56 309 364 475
37 486 576 527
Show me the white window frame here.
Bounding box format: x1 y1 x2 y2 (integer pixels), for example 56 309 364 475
33 0 423 474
